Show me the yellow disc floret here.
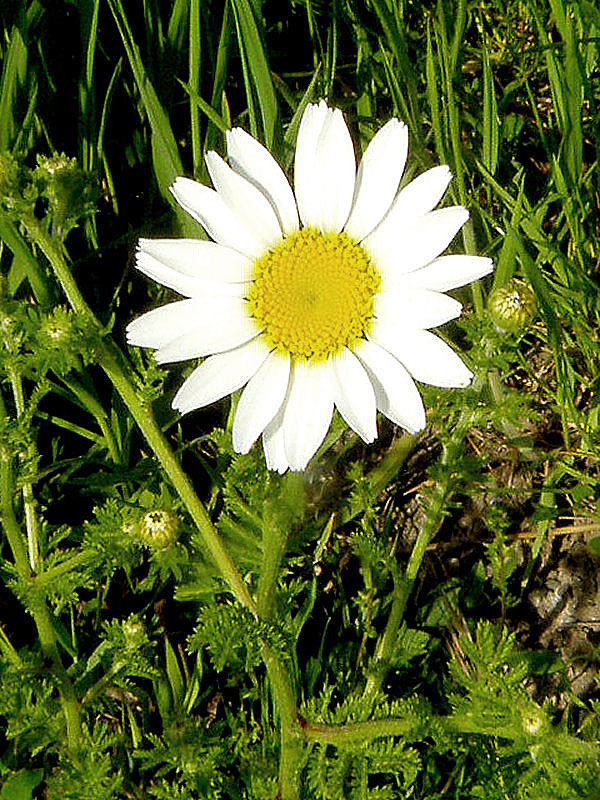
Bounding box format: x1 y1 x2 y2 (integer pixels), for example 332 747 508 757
247 228 380 360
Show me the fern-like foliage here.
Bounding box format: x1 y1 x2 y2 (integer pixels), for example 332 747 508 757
188 602 291 674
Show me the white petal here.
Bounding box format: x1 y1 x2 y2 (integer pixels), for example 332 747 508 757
138 238 252 283
355 340 426 433
332 349 377 443
126 299 205 349
172 337 271 415
154 300 260 364
344 119 408 241
262 407 288 474
295 102 356 233
283 359 335 471
375 287 462 330
226 127 299 235
232 351 291 454
364 206 469 278
294 101 328 227
384 165 452 227
170 177 264 258
135 250 248 298
372 328 472 388
396 255 494 292
205 151 282 249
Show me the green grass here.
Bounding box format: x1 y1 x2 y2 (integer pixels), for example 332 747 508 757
1 1 600 798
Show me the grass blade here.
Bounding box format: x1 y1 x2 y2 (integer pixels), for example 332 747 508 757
230 0 278 146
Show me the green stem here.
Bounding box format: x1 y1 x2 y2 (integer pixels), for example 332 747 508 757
25 220 256 615
263 649 303 800
304 717 415 745
0 398 30 577
256 474 306 797
32 600 83 750
7 365 41 570
189 0 202 177
304 712 598 759
256 519 286 620
101 345 256 611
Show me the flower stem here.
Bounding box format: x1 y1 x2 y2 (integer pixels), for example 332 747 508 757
256 474 307 797
262 649 304 800
6 365 41 570
304 717 416 745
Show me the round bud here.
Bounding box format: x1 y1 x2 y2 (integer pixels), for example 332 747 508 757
139 509 179 549
488 279 536 333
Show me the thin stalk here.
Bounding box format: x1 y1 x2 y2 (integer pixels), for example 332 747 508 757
304 717 415 745
24 219 256 615
304 715 598 758
6 365 40 571
0 398 30 577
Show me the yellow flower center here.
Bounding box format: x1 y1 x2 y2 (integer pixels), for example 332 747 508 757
247 228 380 360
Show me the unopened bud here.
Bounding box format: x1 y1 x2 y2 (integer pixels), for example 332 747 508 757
488 279 536 333
139 509 179 549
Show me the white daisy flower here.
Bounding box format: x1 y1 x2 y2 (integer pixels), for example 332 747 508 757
127 101 492 473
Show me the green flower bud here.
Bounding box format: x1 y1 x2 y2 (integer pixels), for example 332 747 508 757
139 509 179 549
488 279 536 333
122 615 146 649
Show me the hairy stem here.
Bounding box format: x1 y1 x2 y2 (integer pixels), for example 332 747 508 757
4 360 41 570
257 474 307 796
263 649 303 800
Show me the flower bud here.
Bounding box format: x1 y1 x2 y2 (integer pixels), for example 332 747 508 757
138 509 179 549
488 279 536 333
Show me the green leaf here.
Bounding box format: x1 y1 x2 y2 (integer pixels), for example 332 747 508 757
0 21 28 151
164 636 185 710
230 0 278 146
482 39 499 175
